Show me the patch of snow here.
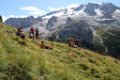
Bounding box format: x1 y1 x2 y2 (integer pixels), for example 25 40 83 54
98 3 103 6
112 9 120 16
95 9 103 16
67 3 80 9
43 9 73 19
95 18 113 21
114 9 120 13
43 5 88 19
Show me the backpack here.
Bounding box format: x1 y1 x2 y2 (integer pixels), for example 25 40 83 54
29 33 34 38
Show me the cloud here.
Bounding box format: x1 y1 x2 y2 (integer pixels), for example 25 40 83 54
9 15 17 18
48 3 80 12
67 3 80 9
48 7 64 11
9 15 28 18
21 6 40 11
18 15 29 18
20 6 46 16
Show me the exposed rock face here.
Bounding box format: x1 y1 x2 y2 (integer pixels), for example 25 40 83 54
46 16 58 29
5 16 35 28
84 3 100 16
100 3 119 18
51 20 93 44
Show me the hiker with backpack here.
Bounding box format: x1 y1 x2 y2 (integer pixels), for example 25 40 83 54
16 27 22 36
35 28 39 39
68 38 78 48
29 27 35 38
16 27 26 39
40 40 53 50
20 32 26 39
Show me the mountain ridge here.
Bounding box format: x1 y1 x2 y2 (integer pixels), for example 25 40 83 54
5 2 120 27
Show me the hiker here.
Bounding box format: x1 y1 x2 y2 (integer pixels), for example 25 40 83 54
29 27 35 38
68 38 78 48
75 39 79 47
16 27 22 36
15 27 26 39
40 40 53 50
20 32 26 39
35 28 39 38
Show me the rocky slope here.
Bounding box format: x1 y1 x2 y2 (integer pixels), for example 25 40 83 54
5 16 38 28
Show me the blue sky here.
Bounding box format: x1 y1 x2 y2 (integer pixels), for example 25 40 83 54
0 0 120 21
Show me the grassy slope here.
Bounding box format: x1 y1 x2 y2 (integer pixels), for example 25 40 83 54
0 23 120 80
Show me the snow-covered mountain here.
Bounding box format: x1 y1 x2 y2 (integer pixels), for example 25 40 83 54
41 2 119 18
32 2 120 56
29 2 120 37
5 2 120 29
5 2 120 39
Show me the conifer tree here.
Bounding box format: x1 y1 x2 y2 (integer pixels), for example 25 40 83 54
0 15 3 22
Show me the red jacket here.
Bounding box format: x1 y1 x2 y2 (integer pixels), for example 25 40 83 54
30 27 34 32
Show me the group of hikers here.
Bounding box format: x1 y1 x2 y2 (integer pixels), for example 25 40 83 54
16 27 39 39
68 38 79 48
0 14 79 50
28 27 39 38
16 26 53 49
16 26 79 50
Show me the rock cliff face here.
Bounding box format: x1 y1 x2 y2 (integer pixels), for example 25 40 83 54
50 20 93 44
5 16 36 28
